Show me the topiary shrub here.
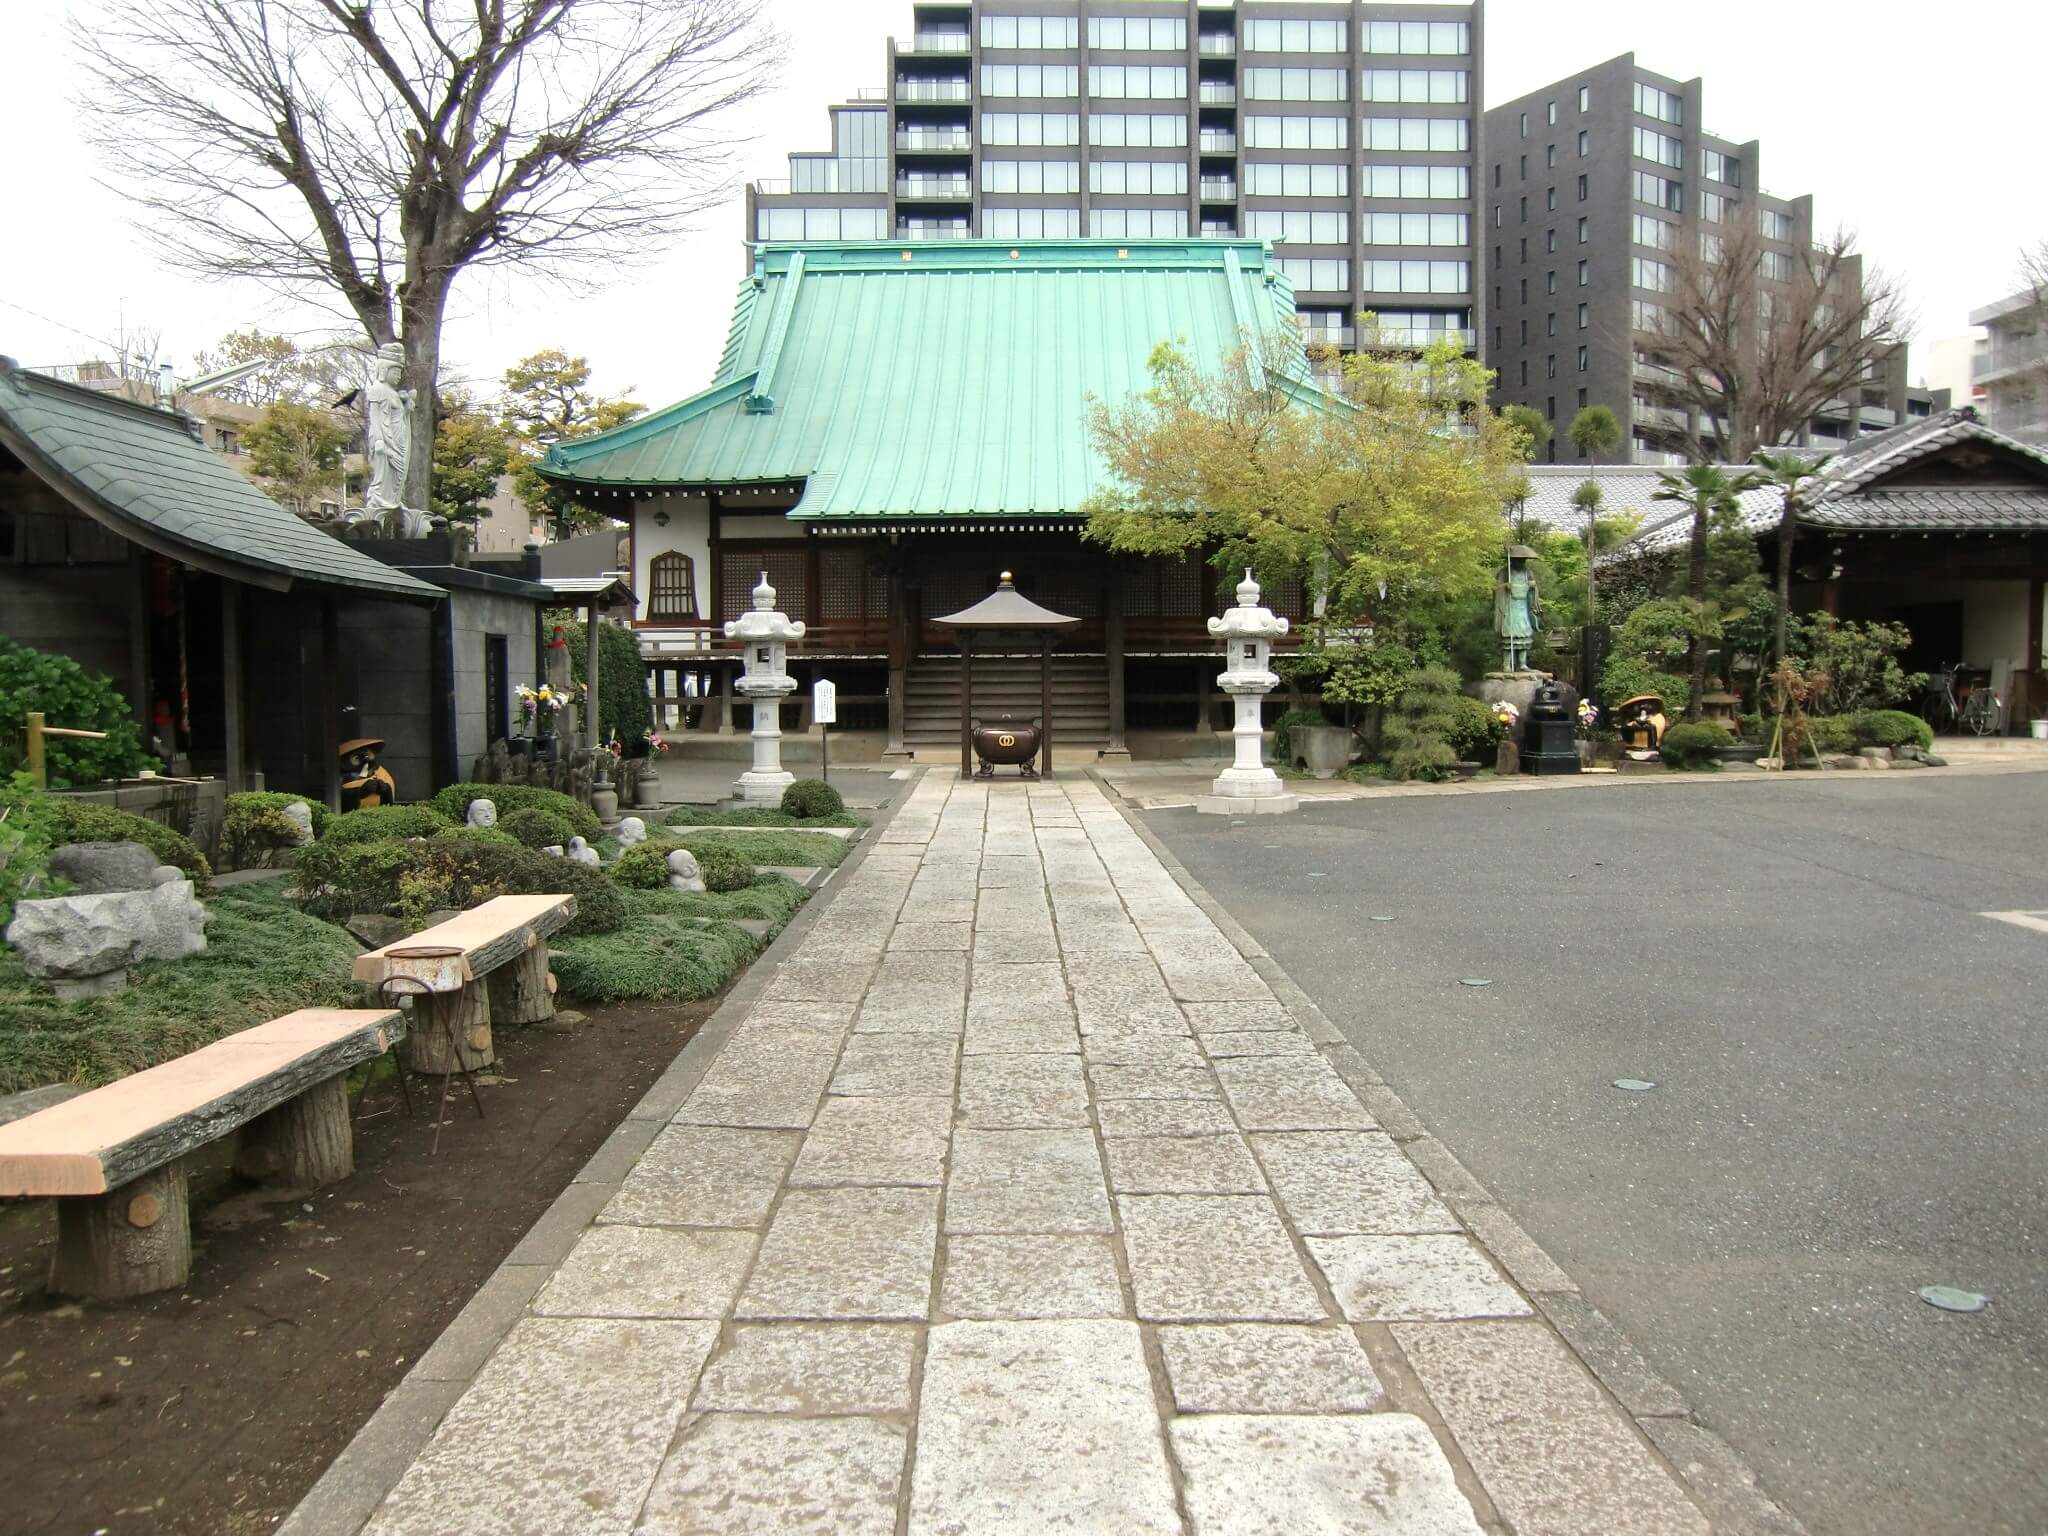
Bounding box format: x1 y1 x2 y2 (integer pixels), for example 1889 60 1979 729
1446 696 1508 762
691 841 754 894
1659 721 1731 770
499 805 576 849
1382 665 1463 782
223 790 333 868
291 834 623 934
609 843 673 890
320 803 456 846
1850 709 1934 752
429 781 600 842
779 778 846 820
1599 654 1690 718
47 799 210 882
0 637 157 788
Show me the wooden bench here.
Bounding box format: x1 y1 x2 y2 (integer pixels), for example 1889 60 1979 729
0 1008 402 1299
352 894 577 1076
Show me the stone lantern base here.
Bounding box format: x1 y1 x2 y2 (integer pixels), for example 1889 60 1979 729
1195 765 1299 816
733 767 796 804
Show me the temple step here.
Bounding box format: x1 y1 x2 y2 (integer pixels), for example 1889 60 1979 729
903 654 1110 745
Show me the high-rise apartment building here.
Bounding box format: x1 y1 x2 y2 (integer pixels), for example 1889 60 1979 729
1481 54 1940 466
1969 288 2048 444
747 0 1484 355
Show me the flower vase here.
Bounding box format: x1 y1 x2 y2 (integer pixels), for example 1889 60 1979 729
533 732 558 764
591 779 619 824
632 767 659 809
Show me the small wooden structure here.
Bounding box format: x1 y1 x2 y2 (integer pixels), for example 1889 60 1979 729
931 572 1080 778
0 1008 402 1298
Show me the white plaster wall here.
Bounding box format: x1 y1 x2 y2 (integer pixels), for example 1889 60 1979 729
721 514 804 539
632 491 712 622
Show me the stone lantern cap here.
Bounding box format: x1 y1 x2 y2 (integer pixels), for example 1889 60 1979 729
1207 569 1290 642
724 572 807 643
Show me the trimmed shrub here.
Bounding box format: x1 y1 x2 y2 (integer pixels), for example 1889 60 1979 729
1382 665 1462 782
780 778 846 820
1599 654 1690 718
500 805 576 849
1446 696 1508 762
662 804 863 829
670 828 850 869
550 913 756 1004
292 834 624 935
320 803 456 846
0 637 157 788
429 781 600 842
610 843 674 890
1850 709 1934 751
1659 721 1731 770
625 874 808 928
47 799 210 882
691 842 754 894
222 791 335 869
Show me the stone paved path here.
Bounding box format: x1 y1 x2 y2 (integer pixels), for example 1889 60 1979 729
350 776 1711 1536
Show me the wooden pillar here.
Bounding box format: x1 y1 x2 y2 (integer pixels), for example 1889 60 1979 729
221 580 245 793
488 943 557 1026
885 560 910 757
1103 576 1129 760
402 983 494 1075
318 595 341 813
1040 633 1054 778
127 546 152 732
585 601 603 752
960 634 975 778
50 1161 190 1301
236 1077 353 1186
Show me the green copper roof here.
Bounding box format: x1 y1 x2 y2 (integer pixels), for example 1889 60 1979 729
0 359 441 600
540 239 1332 522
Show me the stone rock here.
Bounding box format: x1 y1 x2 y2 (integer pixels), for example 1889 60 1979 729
6 881 207 990
1858 746 1893 761
46 841 159 894
1890 756 1925 769
346 913 410 950
617 816 647 848
465 797 499 830
541 844 566 858
281 801 315 845
1824 754 1862 770
150 864 185 887
566 836 600 867
667 848 707 894
1924 754 1948 768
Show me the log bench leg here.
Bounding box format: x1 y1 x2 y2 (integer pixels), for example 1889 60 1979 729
50 1161 191 1300
236 1076 354 1187
486 942 557 1027
400 982 493 1076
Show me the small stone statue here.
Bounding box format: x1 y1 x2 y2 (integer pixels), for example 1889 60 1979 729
616 816 647 848
465 798 499 831
280 801 315 846
1496 545 1541 674
565 836 600 866
540 844 565 858
667 848 706 894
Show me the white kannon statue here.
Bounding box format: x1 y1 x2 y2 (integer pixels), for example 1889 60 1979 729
363 342 429 537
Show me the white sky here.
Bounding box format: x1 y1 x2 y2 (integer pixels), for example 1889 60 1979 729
1 0 2038 408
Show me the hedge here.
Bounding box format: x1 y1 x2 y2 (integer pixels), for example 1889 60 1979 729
1659 721 1731 770
501 805 576 849
549 913 757 1004
321 803 457 846
292 835 624 934
47 799 210 883
1849 709 1934 751
429 781 601 843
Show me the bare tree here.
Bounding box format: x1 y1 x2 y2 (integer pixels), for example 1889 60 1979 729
76 0 782 516
1651 221 1911 462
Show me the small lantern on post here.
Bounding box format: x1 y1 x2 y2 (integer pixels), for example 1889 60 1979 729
724 572 806 802
1197 570 1299 815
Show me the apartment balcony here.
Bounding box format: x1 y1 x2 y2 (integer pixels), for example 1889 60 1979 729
895 78 971 103
1973 332 2048 384
1197 82 1237 105
753 178 791 195
1198 130 1237 154
896 176 972 201
1199 176 1238 202
1302 326 1357 349
1200 222 1238 237
1632 357 1685 392
1197 34 1237 57
1634 402 1688 433
1378 327 1475 351
896 224 973 241
896 32 970 54
852 87 889 103
1858 404 1897 428
896 127 974 153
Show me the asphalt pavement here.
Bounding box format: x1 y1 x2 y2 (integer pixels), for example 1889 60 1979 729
1141 767 2048 1536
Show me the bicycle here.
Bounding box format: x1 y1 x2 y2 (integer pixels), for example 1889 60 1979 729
1930 664 2002 735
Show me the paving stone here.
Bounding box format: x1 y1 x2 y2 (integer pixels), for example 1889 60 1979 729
1169 1413 1485 1536
962 1011 1082 1055
1088 1062 1222 1100
908 1321 1181 1536
973 925 1059 963
1079 1030 1204 1067
1105 1134 1267 1194
740 1001 859 1031
1393 1321 1710 1536
532 1226 755 1319
691 1322 917 1412
965 961 1071 1025
853 993 966 1034
1184 1000 1297 1033
361 1317 715 1536
1214 1057 1376 1131
1309 1235 1533 1322
890 921 972 951
1251 1132 1460 1235
737 1187 940 1320
1149 936 1275 1002
940 1234 1126 1319
1054 920 1150 953
673 1030 841 1129
896 898 978 925
975 888 1054 929
1157 1323 1385 1413
599 1127 798 1229
637 1415 905 1536
956 1052 1090 1127
945 1129 1112 1234
1201 1029 1317 1058
762 956 877 1003
1096 1098 1241 1139
830 1034 959 1097
1117 1195 1325 1321
872 949 971 993
790 1094 953 1187
977 856 1044 888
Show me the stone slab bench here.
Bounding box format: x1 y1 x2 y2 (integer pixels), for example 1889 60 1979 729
0 1008 402 1299
353 895 577 1076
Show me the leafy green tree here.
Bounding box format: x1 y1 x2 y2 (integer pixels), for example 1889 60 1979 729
1501 403 1552 463
1750 449 1833 668
243 400 352 517
501 350 645 537
1567 405 1622 621
1652 463 1759 717
0 639 157 787
1794 613 1926 714
431 390 512 528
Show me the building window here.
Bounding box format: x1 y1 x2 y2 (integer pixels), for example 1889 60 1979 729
1364 212 1468 246
1246 17 1347 52
1364 20 1468 54
1578 216 1589 244
980 14 1079 48
1546 354 1557 378
1519 238 1527 263
983 113 1081 146
1520 360 1529 385
1578 129 1589 157
1088 65 1188 99
1519 277 1528 302
1632 212 1675 251
1762 209 1794 241
1632 255 1675 292
1362 259 1470 293
1090 160 1188 195
980 64 1079 97
1088 113 1188 147
1244 114 1348 148
1633 81 1683 124
1520 320 1528 344
1703 149 1742 186
1576 174 1589 202
1087 14 1186 50
1578 85 1590 112
1546 144 1557 168
1578 302 1591 329
1494 324 1502 350
1545 229 1557 253
1578 258 1589 286
757 205 885 240
1632 170 1682 211
1493 162 1502 188
981 159 1081 194
1632 126 1683 168
1519 111 1528 137
1546 395 1557 420
1701 191 1726 224
1089 207 1189 238
984 206 1082 238
1363 165 1470 199
1547 101 1558 126
1577 345 1590 372
1245 67 1349 102
1761 250 1796 282
1273 256 1351 291
1519 196 1527 222
1518 153 1527 181
1547 312 1558 336
1493 205 1502 228
649 552 699 621
1546 187 1557 212
1367 117 1472 151
1245 161 1349 197
1247 208 1350 244
214 428 238 454
1363 69 1468 104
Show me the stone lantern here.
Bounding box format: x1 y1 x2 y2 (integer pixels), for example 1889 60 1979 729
724 572 806 802
1197 570 1299 815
